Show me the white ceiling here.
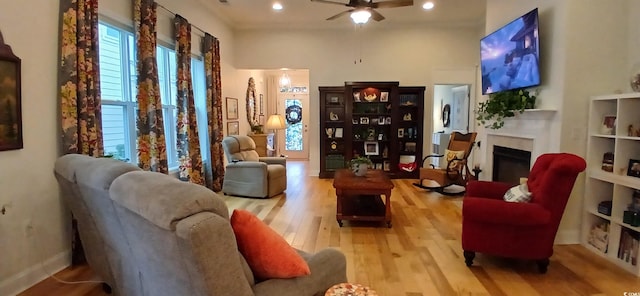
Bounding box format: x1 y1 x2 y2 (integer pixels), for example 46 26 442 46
196 0 487 30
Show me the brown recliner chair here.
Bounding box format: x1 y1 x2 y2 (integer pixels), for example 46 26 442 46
413 132 477 195
222 135 287 198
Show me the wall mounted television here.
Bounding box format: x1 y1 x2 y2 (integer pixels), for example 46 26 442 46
480 8 540 95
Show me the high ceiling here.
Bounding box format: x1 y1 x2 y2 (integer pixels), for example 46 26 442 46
196 0 486 30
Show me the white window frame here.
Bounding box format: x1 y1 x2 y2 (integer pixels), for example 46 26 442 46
99 21 207 171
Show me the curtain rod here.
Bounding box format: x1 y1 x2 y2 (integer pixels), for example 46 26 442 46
156 2 208 37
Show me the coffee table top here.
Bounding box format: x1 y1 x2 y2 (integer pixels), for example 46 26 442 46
333 169 394 191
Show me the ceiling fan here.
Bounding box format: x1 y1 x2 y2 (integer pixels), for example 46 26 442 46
311 0 414 22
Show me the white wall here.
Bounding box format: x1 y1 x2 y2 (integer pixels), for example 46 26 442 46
0 1 238 294
234 26 481 175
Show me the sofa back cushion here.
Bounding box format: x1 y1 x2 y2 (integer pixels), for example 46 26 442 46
110 171 255 295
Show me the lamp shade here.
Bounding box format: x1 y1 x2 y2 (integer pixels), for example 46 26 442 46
265 114 287 130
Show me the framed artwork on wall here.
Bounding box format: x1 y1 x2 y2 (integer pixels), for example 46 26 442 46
226 97 238 120
0 32 22 151
227 121 239 135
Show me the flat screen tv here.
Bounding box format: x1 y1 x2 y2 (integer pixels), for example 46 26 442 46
480 8 540 95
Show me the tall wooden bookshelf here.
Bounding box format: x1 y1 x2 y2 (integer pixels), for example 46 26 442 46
319 82 425 179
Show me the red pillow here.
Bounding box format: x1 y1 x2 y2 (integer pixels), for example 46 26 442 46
230 209 311 279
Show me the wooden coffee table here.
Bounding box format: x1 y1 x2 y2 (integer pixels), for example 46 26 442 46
333 169 394 228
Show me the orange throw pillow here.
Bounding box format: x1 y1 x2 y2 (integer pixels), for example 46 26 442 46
230 209 311 279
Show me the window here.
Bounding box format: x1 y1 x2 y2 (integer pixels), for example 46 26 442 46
99 22 206 170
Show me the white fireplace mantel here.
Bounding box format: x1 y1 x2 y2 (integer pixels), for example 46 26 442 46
482 109 557 181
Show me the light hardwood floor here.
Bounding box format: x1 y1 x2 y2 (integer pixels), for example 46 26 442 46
19 161 640 295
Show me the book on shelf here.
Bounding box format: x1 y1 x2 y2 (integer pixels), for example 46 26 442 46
618 228 639 266
587 220 609 253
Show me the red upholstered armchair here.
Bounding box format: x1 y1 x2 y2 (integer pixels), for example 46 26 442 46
461 153 586 273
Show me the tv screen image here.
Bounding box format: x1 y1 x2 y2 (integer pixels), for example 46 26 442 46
480 8 540 95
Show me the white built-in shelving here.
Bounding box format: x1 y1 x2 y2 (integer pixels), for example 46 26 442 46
582 93 640 275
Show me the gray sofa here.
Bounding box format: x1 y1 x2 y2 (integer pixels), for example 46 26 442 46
54 154 347 296
221 135 287 198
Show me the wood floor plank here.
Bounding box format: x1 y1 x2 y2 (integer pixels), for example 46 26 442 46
18 161 640 296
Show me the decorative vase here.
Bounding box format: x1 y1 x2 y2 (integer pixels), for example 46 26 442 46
352 163 368 176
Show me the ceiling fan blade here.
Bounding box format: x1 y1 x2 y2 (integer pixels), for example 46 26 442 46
311 0 351 7
371 0 413 9
326 9 355 21
369 9 385 21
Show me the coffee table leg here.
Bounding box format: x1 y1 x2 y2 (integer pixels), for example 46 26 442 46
336 192 343 227
385 190 392 228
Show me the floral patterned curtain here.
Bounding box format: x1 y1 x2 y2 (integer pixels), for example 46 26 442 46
59 0 103 157
203 33 224 191
133 0 168 173
174 15 204 185
58 0 101 266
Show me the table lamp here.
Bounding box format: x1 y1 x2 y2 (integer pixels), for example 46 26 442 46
265 114 286 156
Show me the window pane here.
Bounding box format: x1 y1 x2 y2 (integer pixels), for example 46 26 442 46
191 58 209 162
98 23 125 102
156 46 169 105
102 105 129 161
285 99 303 151
128 34 137 102
163 107 178 169
168 51 177 106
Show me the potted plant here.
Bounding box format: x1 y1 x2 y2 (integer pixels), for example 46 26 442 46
349 156 373 177
475 89 537 129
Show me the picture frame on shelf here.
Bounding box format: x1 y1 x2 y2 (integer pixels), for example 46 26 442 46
226 97 239 120
398 128 404 138
383 161 390 171
375 163 383 170
380 91 389 102
353 91 361 102
378 133 383 141
378 116 385 125
385 117 391 124
360 117 369 124
601 115 616 135
364 141 379 156
335 128 343 138
628 159 640 178
352 118 359 124
227 121 239 135
329 96 341 104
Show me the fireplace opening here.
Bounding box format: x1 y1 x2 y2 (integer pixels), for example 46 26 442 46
492 146 531 185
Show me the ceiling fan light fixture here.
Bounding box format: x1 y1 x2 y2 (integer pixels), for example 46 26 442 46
350 9 371 24
272 2 283 10
422 1 435 10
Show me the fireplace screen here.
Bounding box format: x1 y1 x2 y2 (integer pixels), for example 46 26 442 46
492 146 531 185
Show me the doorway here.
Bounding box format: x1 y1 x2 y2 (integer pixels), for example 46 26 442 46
277 92 309 159
431 84 471 167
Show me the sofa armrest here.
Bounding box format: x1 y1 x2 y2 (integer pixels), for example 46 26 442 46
466 180 513 200
462 197 551 226
259 157 286 167
252 248 347 296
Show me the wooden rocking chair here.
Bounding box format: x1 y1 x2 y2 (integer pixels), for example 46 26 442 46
413 132 477 196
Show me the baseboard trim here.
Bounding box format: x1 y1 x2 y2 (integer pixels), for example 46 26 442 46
554 230 580 245
0 250 70 296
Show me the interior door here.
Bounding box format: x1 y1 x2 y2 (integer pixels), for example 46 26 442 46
278 93 309 159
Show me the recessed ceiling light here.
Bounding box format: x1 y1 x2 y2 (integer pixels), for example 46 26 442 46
423 2 434 10
273 3 283 10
